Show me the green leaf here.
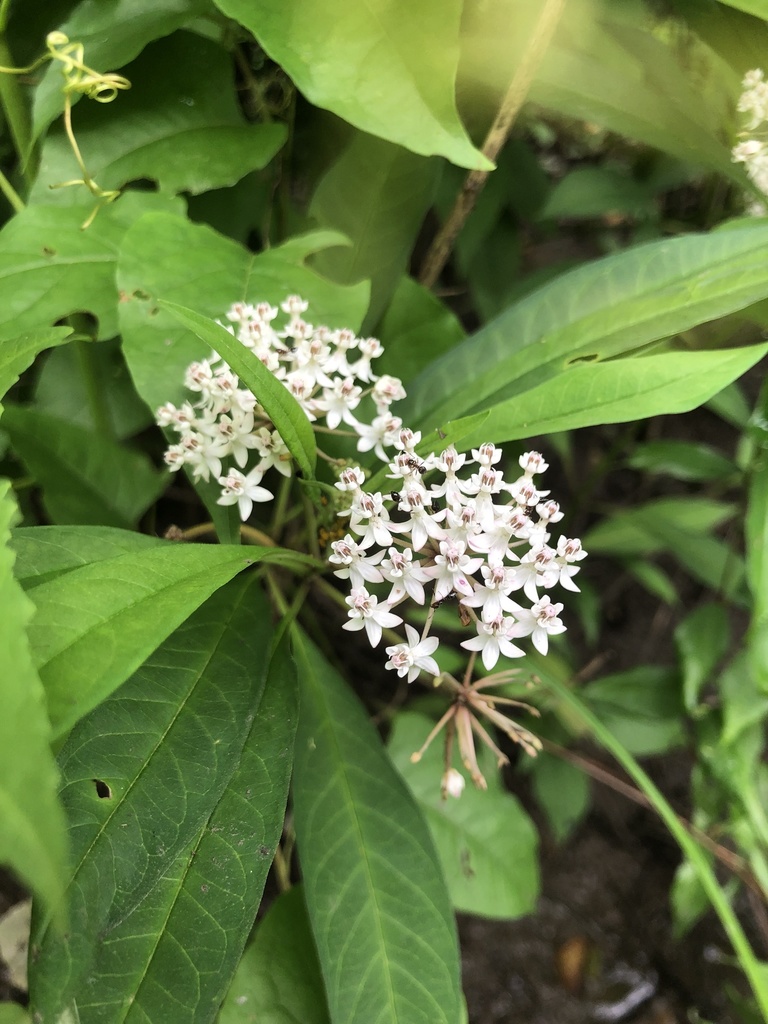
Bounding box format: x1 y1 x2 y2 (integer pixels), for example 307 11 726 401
215 0 487 170
0 1007 31 1024
0 327 73 403
32 0 212 139
218 886 329 1024
583 666 685 756
310 134 438 327
26 541 261 738
160 301 317 480
625 558 679 606
33 338 153 440
530 752 590 843
675 603 730 712
32 32 286 202
117 214 369 411
747 454 768 621
715 0 768 17
628 439 739 482
542 166 657 220
11 524 162 588
388 711 539 919
376 276 465 383
30 577 297 1021
401 225 768 433
584 497 737 557
0 192 184 340
0 482 69 928
459 0 740 180
2 404 167 528
456 343 768 444
291 632 462 1024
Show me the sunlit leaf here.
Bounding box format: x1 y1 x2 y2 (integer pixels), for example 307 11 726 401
11 525 162 588
26 541 262 737
214 0 488 169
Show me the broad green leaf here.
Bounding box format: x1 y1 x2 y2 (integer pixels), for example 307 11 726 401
159 301 316 480
376 276 465 382
628 440 738 482
33 338 153 440
458 0 740 180
530 752 590 843
219 886 329 1024
32 0 212 139
291 633 462 1024
458 343 768 446
32 32 286 203
2 404 167 529
626 559 679 606
11 525 162 588
310 133 438 327
0 483 69 928
715 0 768 17
584 498 737 557
0 1007 30 1024
542 166 657 220
707 381 751 428
583 666 685 756
675 603 730 712
719 652 768 746
401 225 768 433
214 0 487 170
26 541 260 737
118 214 369 417
0 192 184 340
30 577 297 1020
0 327 72 403
388 711 539 919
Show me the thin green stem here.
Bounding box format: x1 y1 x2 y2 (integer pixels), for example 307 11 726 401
0 166 22 211
269 472 293 542
547 675 768 1021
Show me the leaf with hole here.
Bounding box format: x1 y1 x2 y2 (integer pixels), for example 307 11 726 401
29 577 297 1021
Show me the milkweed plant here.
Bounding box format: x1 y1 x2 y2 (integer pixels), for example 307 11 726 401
5 3 768 1023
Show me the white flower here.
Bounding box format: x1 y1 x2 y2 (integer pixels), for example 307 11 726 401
380 547 431 605
343 587 402 647
217 466 274 520
426 539 483 602
329 535 384 588
348 491 398 548
460 563 517 621
507 596 566 655
441 768 465 799
253 428 292 477
460 615 525 670
384 624 439 682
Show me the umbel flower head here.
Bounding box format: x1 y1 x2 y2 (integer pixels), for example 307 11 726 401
158 296 586 794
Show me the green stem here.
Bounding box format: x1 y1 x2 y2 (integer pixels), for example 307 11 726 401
0 166 22 212
0 35 32 183
547 675 768 1021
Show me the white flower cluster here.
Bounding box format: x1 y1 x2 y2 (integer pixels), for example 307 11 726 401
733 69 768 198
156 297 407 518
330 439 586 683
